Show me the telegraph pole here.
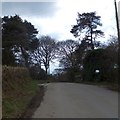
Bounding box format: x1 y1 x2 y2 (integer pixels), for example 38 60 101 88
114 0 120 40
114 0 120 92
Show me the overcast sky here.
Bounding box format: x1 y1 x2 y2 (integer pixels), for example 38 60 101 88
2 0 120 41
1 0 120 73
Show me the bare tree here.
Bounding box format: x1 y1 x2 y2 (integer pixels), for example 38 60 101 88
32 35 56 74
57 39 79 69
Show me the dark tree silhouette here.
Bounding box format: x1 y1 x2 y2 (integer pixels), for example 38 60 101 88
70 12 104 50
83 47 118 82
56 40 79 82
2 15 38 67
57 39 79 69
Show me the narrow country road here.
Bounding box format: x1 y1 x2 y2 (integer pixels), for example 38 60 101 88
32 83 118 118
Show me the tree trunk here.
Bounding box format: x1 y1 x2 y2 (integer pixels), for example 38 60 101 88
20 47 29 68
45 65 48 74
90 27 94 50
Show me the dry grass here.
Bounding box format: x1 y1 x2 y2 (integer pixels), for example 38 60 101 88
2 66 40 118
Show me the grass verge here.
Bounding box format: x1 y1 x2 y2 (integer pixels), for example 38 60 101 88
2 80 42 118
20 85 44 118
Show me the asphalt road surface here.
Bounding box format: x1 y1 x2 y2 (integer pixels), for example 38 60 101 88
32 83 118 118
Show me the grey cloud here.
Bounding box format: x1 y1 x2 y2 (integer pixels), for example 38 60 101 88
2 2 58 17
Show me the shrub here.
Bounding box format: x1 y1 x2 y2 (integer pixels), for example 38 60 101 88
2 65 31 96
29 66 47 80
